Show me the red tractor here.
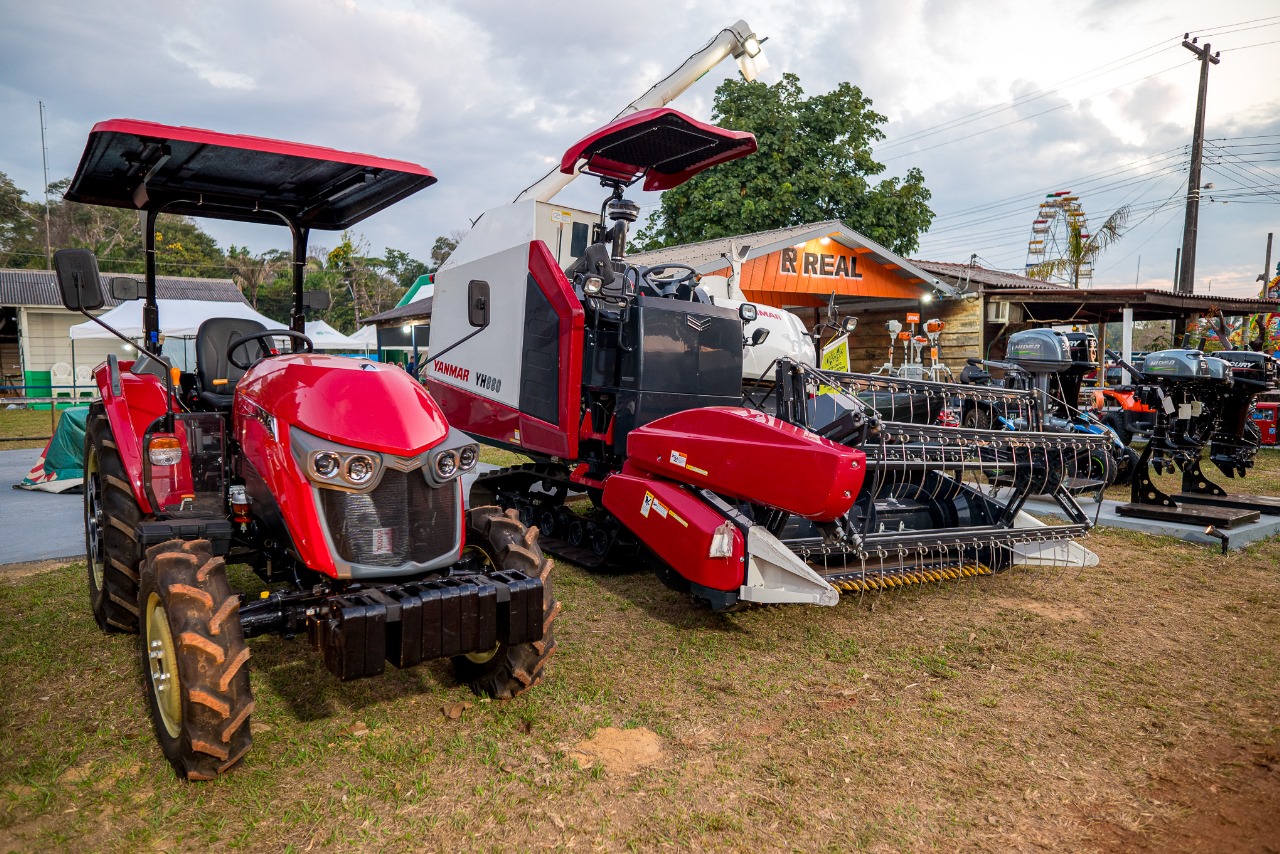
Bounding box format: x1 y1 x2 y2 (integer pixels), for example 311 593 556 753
56 121 556 780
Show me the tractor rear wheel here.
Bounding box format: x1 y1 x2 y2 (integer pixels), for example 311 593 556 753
85 404 143 633
452 506 559 700
139 539 254 780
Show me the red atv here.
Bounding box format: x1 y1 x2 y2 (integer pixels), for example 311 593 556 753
55 121 556 780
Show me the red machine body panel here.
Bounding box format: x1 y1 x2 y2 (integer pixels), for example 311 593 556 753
232 353 454 578
95 360 179 514
1254 402 1278 446
625 407 866 521
236 353 450 456
427 241 584 459
602 463 745 591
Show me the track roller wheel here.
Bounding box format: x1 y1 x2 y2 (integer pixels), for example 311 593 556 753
452 506 558 700
84 403 143 633
139 539 254 780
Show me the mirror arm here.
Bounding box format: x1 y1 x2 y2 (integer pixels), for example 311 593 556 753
422 326 485 370
77 306 138 351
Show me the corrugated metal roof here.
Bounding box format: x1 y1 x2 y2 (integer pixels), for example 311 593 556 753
911 260 1070 292
364 296 433 324
0 268 245 308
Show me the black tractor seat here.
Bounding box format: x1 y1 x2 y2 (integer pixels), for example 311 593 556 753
194 317 270 408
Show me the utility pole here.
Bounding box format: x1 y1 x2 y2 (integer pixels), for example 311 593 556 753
1260 232 1273 299
1175 36 1220 297
38 101 52 270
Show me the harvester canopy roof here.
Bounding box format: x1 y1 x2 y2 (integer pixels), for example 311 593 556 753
64 119 436 229
560 108 757 192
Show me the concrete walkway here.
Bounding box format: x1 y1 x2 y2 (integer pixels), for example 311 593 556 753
1 448 85 565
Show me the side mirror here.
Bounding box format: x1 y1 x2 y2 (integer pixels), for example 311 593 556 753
842 316 858 335
109 276 140 301
751 327 770 346
467 280 490 328
738 303 758 323
53 248 106 311
302 289 332 311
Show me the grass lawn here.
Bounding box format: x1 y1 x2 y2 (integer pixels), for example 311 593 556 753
0 408 64 451
1104 445 1280 502
2 526 1278 851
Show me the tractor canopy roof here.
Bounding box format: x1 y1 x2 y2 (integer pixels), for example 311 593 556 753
64 119 436 230
559 108 757 192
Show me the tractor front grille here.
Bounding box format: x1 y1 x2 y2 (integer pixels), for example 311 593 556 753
320 469 460 568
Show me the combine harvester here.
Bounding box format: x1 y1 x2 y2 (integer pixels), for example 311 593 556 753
421 22 1106 609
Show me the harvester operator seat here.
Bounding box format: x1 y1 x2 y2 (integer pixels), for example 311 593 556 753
195 317 270 409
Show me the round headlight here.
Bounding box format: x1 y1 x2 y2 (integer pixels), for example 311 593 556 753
434 450 459 479
313 451 341 478
344 454 376 485
458 445 478 471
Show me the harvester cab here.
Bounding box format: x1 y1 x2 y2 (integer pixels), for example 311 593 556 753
56 120 557 780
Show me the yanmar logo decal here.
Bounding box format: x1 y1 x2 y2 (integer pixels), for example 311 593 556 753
434 360 470 383
686 315 710 332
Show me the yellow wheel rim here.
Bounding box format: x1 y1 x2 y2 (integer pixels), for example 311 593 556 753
462 544 500 665
145 592 182 738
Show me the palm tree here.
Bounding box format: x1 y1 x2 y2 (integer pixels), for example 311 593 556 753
1026 204 1130 288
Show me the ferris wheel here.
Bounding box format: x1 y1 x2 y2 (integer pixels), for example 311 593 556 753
1025 190 1093 287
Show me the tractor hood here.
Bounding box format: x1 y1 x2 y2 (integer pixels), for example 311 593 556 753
236 354 449 455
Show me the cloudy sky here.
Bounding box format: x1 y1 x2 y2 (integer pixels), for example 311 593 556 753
2 0 1277 297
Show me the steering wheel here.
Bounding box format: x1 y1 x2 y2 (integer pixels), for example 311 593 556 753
227 330 313 371
639 263 698 298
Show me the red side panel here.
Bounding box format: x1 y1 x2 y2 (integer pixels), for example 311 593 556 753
233 394 339 577
602 464 745 592
625 407 865 522
525 241 584 458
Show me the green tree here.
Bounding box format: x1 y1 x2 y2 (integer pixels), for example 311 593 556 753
225 246 286 308
382 247 430 289
634 74 934 255
0 171 42 267
429 231 466 271
1025 205 1130 289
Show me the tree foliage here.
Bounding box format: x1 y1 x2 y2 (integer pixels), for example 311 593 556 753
634 74 934 255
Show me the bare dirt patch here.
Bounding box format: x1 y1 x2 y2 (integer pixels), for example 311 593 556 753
992 596 1090 622
0 558 75 580
1086 739 1280 853
568 726 666 775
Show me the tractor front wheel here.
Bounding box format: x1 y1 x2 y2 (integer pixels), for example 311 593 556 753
139 539 255 780
452 507 559 700
85 404 143 633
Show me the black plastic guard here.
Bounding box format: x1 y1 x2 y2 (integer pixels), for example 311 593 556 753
309 571 544 681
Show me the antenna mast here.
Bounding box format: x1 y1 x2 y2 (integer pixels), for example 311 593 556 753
39 101 52 270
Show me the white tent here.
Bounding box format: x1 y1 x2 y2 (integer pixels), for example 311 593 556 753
349 324 377 346
70 299 285 340
304 320 364 350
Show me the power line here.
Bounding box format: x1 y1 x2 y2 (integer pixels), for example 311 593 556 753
879 59 1194 162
